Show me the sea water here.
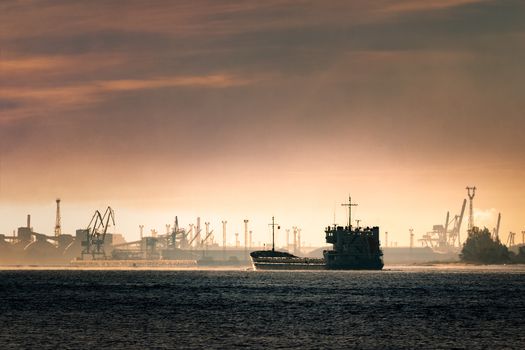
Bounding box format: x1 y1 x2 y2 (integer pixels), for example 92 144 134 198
0 266 523 349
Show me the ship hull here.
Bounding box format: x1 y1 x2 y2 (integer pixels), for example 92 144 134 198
324 251 383 270
252 261 383 270
324 263 383 270
251 257 382 271
251 258 326 270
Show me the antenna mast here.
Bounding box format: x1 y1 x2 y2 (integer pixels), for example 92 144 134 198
269 216 279 251
341 196 358 230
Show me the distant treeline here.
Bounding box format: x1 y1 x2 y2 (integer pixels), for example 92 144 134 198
460 228 525 264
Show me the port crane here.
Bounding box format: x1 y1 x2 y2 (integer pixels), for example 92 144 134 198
168 216 192 248
201 229 214 246
81 206 115 260
169 217 179 247
419 199 466 252
187 226 205 247
492 213 501 240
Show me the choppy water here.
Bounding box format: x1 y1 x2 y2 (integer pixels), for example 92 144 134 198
0 267 524 349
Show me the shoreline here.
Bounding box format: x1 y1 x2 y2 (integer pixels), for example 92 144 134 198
0 263 524 272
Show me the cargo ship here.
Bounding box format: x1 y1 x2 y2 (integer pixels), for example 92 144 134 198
250 199 384 270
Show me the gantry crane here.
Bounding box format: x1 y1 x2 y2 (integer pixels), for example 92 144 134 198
81 206 115 260
419 198 466 251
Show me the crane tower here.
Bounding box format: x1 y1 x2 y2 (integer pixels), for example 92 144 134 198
466 186 476 233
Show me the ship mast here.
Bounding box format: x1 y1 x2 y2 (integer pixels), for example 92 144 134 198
269 216 279 251
341 196 358 230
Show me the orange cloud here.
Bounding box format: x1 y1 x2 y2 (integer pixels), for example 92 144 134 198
0 1 299 41
1 1 488 45
0 73 256 123
100 74 253 91
1 56 71 71
383 0 486 14
1 53 125 75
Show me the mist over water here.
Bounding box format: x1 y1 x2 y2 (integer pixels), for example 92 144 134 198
0 267 523 349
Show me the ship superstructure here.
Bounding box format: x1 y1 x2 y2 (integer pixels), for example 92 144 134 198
323 225 383 269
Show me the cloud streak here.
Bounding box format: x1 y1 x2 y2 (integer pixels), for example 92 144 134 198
0 73 254 123
382 0 487 14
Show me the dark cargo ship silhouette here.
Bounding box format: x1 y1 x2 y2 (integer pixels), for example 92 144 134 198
250 198 384 270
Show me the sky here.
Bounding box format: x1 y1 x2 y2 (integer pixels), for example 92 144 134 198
1 0 524 247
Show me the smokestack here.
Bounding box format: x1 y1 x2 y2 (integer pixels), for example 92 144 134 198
222 221 227 247
196 217 201 248
385 232 389 247
205 222 210 247
286 229 290 252
54 198 62 237
27 214 31 229
249 230 252 249
297 228 302 255
293 226 297 255
222 221 227 260
139 225 144 252
244 220 249 259
188 224 194 247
